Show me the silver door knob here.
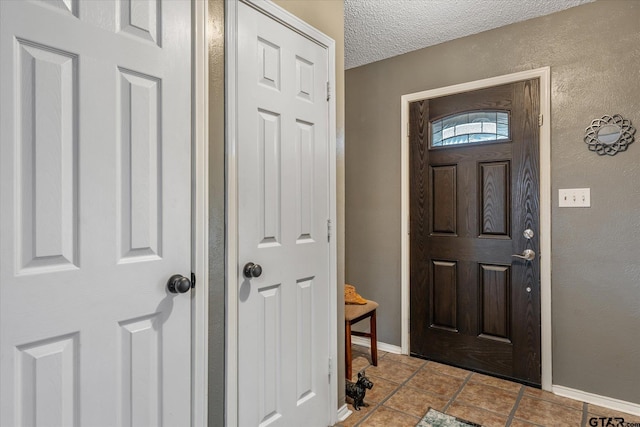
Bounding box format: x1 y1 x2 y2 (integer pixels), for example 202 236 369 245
512 249 535 261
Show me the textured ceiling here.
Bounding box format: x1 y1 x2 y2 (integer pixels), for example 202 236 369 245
345 0 595 69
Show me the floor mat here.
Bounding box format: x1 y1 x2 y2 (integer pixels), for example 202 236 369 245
416 407 482 427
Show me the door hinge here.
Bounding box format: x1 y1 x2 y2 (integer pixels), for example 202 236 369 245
328 357 332 382
327 219 332 242
191 272 196 289
538 114 543 127
326 81 330 101
407 122 410 138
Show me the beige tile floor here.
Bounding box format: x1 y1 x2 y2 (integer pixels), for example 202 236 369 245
336 345 640 427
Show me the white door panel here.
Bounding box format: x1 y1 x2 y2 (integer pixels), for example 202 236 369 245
237 3 330 426
1 1 192 426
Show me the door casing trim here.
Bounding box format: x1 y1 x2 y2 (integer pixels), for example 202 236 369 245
225 0 339 424
399 67 552 390
192 0 209 425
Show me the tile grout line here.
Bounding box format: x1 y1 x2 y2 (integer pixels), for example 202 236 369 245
347 351 591 427
350 353 388 427
350 398 383 427
504 385 525 426
371 358 429 412
351 352 409 427
581 402 589 427
441 370 473 413
352 356 433 427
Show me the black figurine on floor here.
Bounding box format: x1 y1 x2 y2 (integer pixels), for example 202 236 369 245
345 371 374 411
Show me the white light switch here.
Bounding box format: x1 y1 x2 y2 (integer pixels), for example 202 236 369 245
558 188 591 207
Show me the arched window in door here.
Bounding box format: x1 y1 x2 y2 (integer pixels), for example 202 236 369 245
431 110 510 148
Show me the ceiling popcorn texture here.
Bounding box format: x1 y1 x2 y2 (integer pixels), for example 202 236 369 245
345 0 595 69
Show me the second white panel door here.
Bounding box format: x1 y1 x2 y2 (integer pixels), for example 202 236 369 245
237 2 331 426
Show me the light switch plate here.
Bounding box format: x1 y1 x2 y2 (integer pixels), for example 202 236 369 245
559 188 590 207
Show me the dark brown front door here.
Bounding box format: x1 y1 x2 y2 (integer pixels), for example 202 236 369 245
409 79 541 386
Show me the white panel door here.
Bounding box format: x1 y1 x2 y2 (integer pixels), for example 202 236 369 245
237 3 331 427
0 1 192 426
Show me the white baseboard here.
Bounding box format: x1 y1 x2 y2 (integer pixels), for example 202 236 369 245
552 385 640 416
351 336 402 354
337 404 352 422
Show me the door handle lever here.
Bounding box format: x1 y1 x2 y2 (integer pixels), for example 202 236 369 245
512 249 535 261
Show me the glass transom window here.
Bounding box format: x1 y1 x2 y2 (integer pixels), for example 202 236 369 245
431 111 510 148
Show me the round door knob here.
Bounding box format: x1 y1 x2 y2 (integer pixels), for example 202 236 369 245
167 274 191 294
243 262 262 278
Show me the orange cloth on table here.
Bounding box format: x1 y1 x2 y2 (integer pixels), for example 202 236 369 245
344 284 367 305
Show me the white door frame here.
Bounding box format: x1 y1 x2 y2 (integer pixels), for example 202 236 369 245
225 0 339 425
399 67 552 390
192 0 209 425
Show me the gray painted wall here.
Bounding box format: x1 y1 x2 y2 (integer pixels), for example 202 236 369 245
345 0 640 404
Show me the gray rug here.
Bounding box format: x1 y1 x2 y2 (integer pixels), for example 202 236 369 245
416 408 482 427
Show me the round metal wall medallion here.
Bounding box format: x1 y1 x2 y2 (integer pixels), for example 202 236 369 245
584 114 635 156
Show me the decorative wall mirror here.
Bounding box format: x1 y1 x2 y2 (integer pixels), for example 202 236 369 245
584 114 636 156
